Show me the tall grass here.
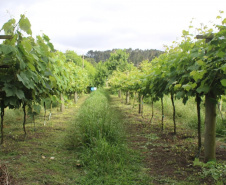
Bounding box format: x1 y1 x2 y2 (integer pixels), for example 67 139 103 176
146 96 226 137
66 90 124 148
66 89 150 184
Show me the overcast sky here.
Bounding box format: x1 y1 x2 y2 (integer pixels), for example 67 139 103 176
0 0 226 55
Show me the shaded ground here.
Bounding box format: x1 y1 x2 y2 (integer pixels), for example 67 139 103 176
0 96 88 185
110 95 226 185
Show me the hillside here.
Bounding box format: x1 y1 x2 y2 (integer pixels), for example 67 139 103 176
85 48 164 66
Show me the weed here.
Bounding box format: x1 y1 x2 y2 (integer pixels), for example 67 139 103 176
146 95 226 137
193 158 226 184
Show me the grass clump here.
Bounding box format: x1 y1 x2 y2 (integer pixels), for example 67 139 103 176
67 90 123 148
67 89 150 184
147 95 226 137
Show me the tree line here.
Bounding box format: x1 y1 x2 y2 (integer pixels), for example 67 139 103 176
85 48 163 66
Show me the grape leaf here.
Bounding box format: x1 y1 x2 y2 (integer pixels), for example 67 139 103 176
2 85 16 97
220 79 226 87
19 15 32 35
21 39 32 53
217 51 225 58
0 45 16 55
1 18 16 34
196 60 205 66
27 63 36 71
190 70 206 81
196 85 210 94
15 89 25 99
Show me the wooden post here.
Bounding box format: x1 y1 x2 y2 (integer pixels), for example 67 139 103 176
132 92 136 108
138 93 143 114
126 72 129 104
204 92 216 162
0 35 13 39
196 34 216 162
74 92 78 104
161 97 164 131
126 91 130 104
118 89 121 98
196 93 202 157
1 104 4 144
149 99 154 124
170 92 176 135
23 103 27 135
44 102 46 126
60 93 65 112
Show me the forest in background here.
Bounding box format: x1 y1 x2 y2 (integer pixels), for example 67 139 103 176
85 48 164 66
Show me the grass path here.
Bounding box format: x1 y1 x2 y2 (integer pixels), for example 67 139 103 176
1 92 225 184
0 95 88 185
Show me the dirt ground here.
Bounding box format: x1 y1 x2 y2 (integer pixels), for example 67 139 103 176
111 96 226 185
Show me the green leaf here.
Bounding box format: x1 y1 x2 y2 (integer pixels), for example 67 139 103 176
217 51 225 58
196 60 205 66
19 60 26 70
216 16 221 19
17 72 35 89
43 34 50 42
193 158 203 167
176 91 185 99
2 85 16 97
33 104 41 114
45 82 52 90
17 74 25 84
222 18 226 25
182 83 197 91
37 61 46 71
1 18 16 34
21 39 32 53
5 97 19 107
220 79 226 87
0 45 16 55
19 15 32 35
44 71 52 77
190 70 207 81
182 30 189 36
33 46 41 55
15 89 25 99
32 54 39 61
47 43 54 51
27 63 36 71
220 64 226 73
174 84 181 91
196 85 210 93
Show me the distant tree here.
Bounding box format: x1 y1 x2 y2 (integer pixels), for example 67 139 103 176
105 49 130 74
85 48 163 66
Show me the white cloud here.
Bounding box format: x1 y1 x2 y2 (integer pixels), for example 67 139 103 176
1 0 226 54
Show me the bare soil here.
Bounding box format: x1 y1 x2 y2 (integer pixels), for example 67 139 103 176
110 95 226 185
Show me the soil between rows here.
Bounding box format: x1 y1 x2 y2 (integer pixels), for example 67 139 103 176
110 95 226 184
